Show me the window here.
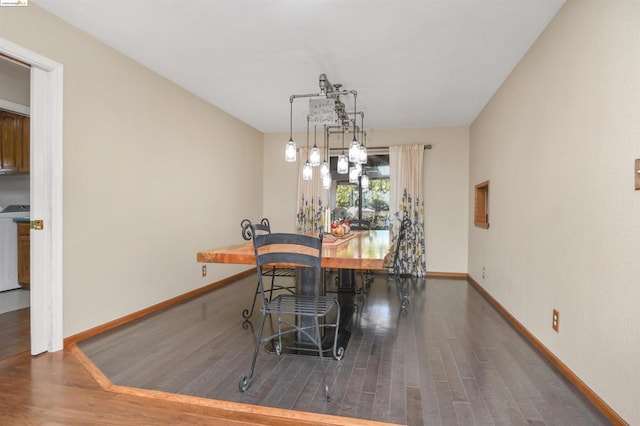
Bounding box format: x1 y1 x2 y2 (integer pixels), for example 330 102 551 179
330 154 391 230
474 180 489 229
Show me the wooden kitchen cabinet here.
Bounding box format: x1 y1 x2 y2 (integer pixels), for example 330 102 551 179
20 115 29 173
17 221 30 290
0 110 30 174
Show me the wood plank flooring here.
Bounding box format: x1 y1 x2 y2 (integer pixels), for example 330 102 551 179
0 307 29 359
77 275 609 425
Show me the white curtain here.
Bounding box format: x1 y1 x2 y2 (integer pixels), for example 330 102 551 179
389 144 427 277
296 147 328 233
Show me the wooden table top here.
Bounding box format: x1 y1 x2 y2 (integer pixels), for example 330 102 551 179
197 230 391 270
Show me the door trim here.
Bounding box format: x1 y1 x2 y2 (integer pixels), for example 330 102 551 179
0 37 64 354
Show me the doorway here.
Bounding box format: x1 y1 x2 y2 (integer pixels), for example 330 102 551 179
0 37 63 354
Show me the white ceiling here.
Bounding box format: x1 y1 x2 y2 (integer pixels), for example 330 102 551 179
34 0 564 133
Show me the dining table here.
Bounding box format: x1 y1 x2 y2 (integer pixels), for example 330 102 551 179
196 229 391 273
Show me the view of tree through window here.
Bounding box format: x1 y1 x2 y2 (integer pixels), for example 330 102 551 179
330 154 391 230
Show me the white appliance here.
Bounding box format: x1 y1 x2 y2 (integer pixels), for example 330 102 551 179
0 204 30 292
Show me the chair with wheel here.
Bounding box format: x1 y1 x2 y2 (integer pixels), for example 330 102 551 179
239 218 296 319
239 228 343 400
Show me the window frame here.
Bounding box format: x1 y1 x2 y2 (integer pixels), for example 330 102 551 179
329 151 391 229
474 180 490 229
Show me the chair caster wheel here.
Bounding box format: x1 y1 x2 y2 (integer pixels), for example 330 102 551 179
275 342 282 355
239 376 251 392
334 346 344 360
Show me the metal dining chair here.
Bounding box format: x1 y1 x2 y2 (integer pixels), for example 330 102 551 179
239 218 296 319
347 218 371 231
239 227 343 400
385 216 413 311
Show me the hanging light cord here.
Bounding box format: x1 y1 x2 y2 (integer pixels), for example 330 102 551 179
361 114 365 147
306 115 310 158
353 94 357 136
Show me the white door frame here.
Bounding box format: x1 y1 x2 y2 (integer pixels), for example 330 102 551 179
0 37 63 354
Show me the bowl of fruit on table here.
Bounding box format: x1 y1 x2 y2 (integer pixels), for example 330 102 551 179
330 219 351 237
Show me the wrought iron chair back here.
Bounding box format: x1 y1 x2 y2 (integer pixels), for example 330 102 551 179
387 216 413 310
390 217 411 272
240 218 296 319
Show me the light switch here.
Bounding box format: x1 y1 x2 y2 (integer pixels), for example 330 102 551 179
636 159 640 190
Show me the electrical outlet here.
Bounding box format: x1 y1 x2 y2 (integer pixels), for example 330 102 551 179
201 265 207 277
552 309 559 332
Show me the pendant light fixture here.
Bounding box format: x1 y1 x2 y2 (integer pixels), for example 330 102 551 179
337 131 349 174
358 115 367 164
349 138 360 163
309 125 320 166
302 161 313 180
286 73 367 182
349 166 359 183
360 168 369 190
359 126 369 190
322 172 332 189
348 94 360 162
302 116 312 180
358 141 367 164
320 125 330 178
320 157 330 177
361 174 369 190
285 99 296 162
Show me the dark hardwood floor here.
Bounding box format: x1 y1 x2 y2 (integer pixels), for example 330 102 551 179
76 275 609 426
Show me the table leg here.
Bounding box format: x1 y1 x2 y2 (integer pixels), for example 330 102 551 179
296 266 322 343
338 269 356 292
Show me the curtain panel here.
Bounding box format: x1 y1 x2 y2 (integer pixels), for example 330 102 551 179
296 147 328 233
389 145 427 277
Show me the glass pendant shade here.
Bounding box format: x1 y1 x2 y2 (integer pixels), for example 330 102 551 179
302 162 313 180
354 162 362 174
285 138 296 162
349 166 359 183
358 144 367 164
309 145 320 166
349 137 360 162
360 173 369 190
337 154 349 174
322 173 332 189
320 160 330 178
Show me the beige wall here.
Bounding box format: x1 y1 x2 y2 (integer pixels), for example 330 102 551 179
0 4 263 336
469 1 640 423
264 126 470 273
0 55 29 105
